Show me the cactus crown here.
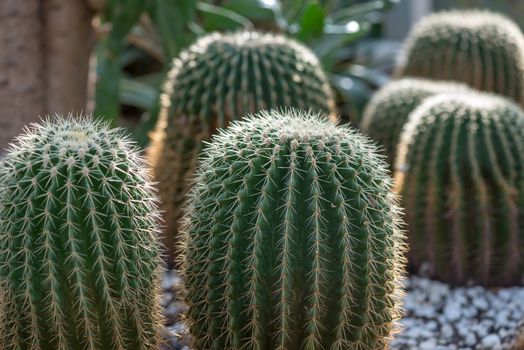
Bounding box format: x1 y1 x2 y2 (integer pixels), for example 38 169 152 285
397 10 524 105
182 109 406 349
149 31 334 266
160 31 334 121
395 93 524 286
361 78 468 168
0 116 163 349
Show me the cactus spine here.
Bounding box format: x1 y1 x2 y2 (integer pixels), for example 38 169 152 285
182 109 406 350
148 31 335 266
397 10 524 105
361 78 468 168
0 117 163 349
395 93 524 286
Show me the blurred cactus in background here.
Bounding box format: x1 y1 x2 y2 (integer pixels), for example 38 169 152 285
395 93 524 286
148 31 334 267
434 0 524 28
0 117 163 349
90 0 400 144
361 78 469 169
182 109 406 349
397 10 524 106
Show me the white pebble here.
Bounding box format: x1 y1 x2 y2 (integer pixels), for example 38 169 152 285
419 339 436 350
444 302 462 321
473 297 489 311
481 334 501 349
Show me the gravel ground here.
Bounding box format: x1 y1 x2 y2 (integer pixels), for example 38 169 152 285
161 270 524 350
392 276 524 350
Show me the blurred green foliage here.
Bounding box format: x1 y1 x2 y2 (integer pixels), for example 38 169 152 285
94 0 401 147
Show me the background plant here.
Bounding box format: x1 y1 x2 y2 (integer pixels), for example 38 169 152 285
360 78 469 169
93 0 401 146
396 10 524 106
395 92 524 286
148 30 334 267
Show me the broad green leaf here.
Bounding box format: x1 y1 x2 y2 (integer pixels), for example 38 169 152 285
197 2 253 31
95 0 148 125
149 0 197 60
297 3 326 42
222 0 278 21
120 78 158 110
312 21 371 68
329 0 398 23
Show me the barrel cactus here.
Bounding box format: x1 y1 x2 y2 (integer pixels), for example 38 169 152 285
396 10 524 105
361 78 468 168
148 31 335 266
181 109 406 349
0 117 163 349
395 93 524 286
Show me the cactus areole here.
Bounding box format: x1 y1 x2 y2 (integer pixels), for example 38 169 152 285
395 93 524 286
0 117 163 350
182 109 406 350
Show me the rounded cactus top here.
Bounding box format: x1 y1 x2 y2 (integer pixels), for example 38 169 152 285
161 31 334 122
409 9 521 33
2 116 142 171
361 78 469 166
396 91 524 175
361 78 469 131
397 10 524 104
202 108 389 174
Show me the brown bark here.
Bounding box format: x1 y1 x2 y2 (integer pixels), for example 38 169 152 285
0 0 45 150
0 0 93 152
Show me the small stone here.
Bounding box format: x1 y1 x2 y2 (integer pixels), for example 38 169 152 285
495 311 509 327
419 339 436 350
472 322 489 338
464 332 477 346
162 292 173 307
473 297 489 311
426 320 437 331
418 305 436 318
444 303 461 321
481 334 501 349
441 323 453 338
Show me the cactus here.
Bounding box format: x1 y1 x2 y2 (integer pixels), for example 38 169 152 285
181 109 406 350
0 117 163 349
396 10 524 105
361 78 469 168
395 92 524 286
148 31 335 266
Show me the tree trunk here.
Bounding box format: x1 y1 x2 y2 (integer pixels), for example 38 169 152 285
0 0 93 151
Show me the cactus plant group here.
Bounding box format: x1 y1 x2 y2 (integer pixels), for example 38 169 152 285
361 78 468 168
148 31 335 265
181 109 406 349
395 93 524 286
397 10 524 105
0 117 163 349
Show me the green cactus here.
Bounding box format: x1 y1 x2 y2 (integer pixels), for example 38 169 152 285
395 92 524 286
181 109 406 350
148 31 335 266
0 117 164 349
361 78 469 168
396 10 524 105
